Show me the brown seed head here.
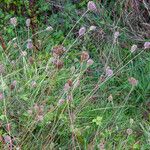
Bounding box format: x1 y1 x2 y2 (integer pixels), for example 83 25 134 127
52 45 65 57
53 59 64 69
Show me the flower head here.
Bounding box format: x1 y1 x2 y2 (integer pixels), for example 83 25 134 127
126 128 133 135
26 18 31 27
27 39 33 49
64 83 70 92
144 42 150 49
131 44 137 53
106 66 113 77
0 92 4 100
128 77 138 86
114 31 120 39
81 51 89 61
87 1 97 11
87 59 94 66
89 25 96 31
79 27 86 36
3 135 11 143
57 99 65 106
10 17 17 26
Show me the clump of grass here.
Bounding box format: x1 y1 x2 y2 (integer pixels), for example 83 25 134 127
0 1 150 149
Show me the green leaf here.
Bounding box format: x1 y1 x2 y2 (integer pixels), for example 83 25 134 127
0 115 5 121
92 116 103 126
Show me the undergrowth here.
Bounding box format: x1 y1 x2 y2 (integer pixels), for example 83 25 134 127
0 1 150 150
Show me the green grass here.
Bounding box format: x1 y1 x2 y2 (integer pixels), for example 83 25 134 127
0 1 150 149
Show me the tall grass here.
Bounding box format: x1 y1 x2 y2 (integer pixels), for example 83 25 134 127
0 1 150 149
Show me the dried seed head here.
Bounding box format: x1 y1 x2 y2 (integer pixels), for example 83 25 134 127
126 128 133 135
67 79 73 87
27 39 33 49
52 45 65 57
79 27 86 36
87 59 94 66
0 64 5 74
53 59 64 69
10 17 17 27
144 42 150 49
128 77 138 86
89 25 96 31
81 51 89 61
131 44 137 53
26 18 31 27
87 1 97 11
29 57 34 64
106 66 113 77
10 80 17 90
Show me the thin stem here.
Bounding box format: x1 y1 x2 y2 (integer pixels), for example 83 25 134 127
62 10 89 45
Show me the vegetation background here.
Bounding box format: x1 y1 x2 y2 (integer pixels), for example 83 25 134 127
0 0 150 149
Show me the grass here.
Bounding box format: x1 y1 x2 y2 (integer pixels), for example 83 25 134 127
0 1 150 150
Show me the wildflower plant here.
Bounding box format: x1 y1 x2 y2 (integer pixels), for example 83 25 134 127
0 1 149 149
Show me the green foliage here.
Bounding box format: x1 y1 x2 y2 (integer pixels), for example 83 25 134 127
0 0 149 149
